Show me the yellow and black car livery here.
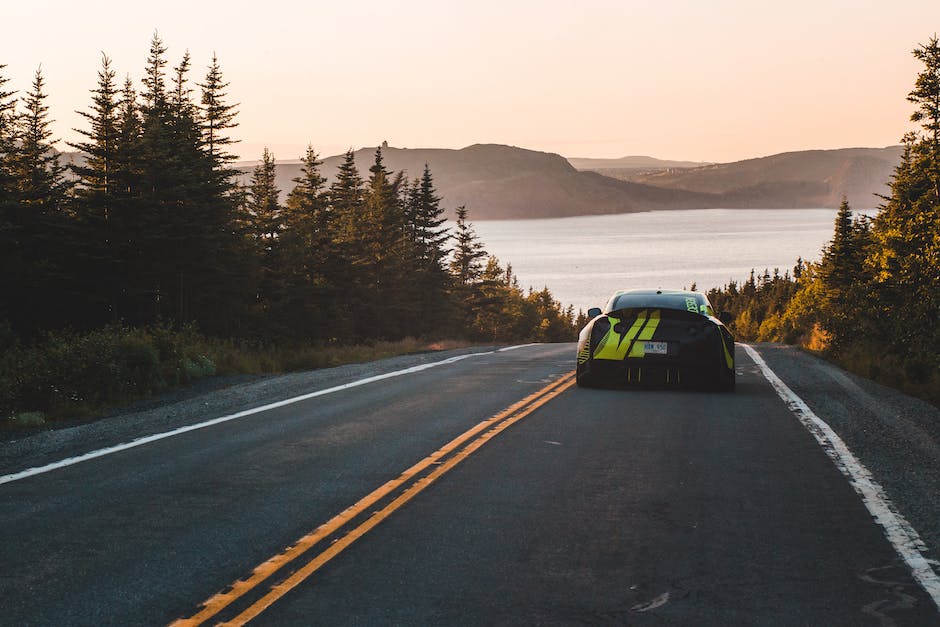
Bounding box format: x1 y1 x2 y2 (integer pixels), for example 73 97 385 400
576 289 735 391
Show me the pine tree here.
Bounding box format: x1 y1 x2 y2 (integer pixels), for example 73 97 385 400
114 76 142 198
246 147 282 318
908 35 940 201
0 64 19 329
141 33 168 113
360 147 414 337
0 63 16 198
198 53 239 169
403 163 451 330
449 205 487 284
408 164 449 267
131 33 177 321
866 36 940 375
125 37 245 329
279 145 345 339
187 53 247 335
9 67 74 334
817 198 870 346
70 54 120 216
14 68 71 208
286 146 327 218
68 54 123 325
108 75 144 322
329 149 364 244
248 147 282 244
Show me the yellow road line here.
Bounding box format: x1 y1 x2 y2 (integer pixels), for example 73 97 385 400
172 372 576 626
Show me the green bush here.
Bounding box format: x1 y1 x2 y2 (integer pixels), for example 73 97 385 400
0 324 472 422
0 324 220 421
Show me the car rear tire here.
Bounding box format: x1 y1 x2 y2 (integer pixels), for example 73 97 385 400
576 364 594 388
715 368 736 393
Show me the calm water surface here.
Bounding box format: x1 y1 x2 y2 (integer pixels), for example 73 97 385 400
473 209 871 313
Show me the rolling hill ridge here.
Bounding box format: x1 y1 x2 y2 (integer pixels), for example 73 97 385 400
239 143 904 219
236 144 722 220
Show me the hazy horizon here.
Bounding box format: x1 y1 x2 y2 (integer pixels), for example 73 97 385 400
223 141 903 167
3 0 939 163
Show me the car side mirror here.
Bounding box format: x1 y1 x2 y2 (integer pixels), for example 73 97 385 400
719 311 733 325
587 307 602 318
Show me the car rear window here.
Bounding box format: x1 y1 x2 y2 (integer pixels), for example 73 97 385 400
608 293 713 316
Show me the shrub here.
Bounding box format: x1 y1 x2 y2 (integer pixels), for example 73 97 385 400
0 324 218 420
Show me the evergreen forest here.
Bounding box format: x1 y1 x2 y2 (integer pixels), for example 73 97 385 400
708 36 940 405
0 35 576 421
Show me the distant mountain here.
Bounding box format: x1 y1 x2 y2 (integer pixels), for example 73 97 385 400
567 155 709 171
49 143 901 220
236 144 722 220
601 146 905 210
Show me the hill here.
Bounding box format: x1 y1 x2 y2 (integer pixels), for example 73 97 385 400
567 155 709 171
598 146 904 210
236 144 903 219
236 144 721 220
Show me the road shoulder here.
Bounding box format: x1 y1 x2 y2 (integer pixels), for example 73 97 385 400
751 343 940 570
0 346 500 477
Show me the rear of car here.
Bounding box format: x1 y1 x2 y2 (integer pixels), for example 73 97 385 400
576 290 735 391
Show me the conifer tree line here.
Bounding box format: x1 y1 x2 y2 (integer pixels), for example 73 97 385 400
708 36 940 402
0 34 576 347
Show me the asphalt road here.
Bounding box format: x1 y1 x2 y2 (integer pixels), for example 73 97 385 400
1 343 938 626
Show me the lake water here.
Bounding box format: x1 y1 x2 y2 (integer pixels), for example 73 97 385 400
473 209 871 314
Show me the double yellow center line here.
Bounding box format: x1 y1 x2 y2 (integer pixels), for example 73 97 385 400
172 370 576 626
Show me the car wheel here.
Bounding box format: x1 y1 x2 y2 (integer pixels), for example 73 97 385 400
715 368 736 393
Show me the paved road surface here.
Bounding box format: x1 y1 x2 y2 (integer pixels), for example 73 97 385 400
1 344 937 625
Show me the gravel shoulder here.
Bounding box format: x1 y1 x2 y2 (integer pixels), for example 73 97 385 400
0 345 499 477
752 343 940 569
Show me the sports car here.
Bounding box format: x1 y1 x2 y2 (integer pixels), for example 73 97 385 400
576 289 735 391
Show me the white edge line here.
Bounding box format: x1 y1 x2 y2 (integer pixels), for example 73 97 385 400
497 343 540 352
742 344 940 611
0 345 535 486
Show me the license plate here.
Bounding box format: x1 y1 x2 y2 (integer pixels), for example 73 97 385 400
643 341 668 355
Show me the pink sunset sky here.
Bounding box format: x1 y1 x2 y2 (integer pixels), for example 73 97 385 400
2 0 939 163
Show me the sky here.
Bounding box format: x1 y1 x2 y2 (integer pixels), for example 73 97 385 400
2 0 939 163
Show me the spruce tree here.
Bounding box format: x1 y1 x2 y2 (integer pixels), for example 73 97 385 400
14 68 71 209
247 147 283 319
68 54 123 325
279 145 341 338
70 54 120 215
404 164 451 329
0 64 18 329
198 53 239 169
9 67 73 333
361 147 414 337
409 164 450 267
867 36 940 374
329 149 364 244
449 205 486 285
908 35 940 201
189 53 246 334
0 63 16 198
817 198 869 346
133 33 176 321
248 147 282 244
127 37 244 329
109 75 144 322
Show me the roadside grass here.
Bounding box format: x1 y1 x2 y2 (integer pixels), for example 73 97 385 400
763 333 940 408
823 344 940 408
0 325 473 426
729 318 939 408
